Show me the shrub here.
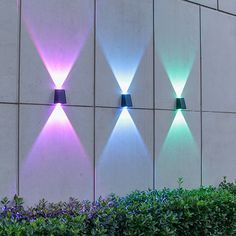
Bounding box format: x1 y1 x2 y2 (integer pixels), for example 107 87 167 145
0 183 236 235
219 176 236 195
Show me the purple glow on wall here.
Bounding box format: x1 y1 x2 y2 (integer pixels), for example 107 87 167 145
21 105 92 203
22 0 93 88
48 104 69 124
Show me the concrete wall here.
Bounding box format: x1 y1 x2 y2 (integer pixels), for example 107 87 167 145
0 0 236 205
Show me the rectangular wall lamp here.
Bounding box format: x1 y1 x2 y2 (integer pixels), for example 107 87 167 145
121 94 133 108
54 89 67 104
176 98 186 110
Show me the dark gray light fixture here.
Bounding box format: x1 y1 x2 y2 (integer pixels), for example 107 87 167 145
54 89 67 104
176 98 186 110
121 94 132 108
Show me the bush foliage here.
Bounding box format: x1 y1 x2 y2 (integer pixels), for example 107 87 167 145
0 179 236 235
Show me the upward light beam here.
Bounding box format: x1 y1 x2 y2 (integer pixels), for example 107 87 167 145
159 53 195 98
22 0 93 89
156 1 198 98
97 1 152 94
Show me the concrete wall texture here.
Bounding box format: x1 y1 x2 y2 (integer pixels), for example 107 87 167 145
0 0 236 205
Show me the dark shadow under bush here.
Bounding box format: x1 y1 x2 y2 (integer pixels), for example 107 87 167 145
0 180 236 235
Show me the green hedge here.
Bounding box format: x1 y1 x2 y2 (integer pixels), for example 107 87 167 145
0 179 236 235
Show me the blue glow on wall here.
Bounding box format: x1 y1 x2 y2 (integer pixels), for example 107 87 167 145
102 109 148 154
97 108 151 195
97 1 151 93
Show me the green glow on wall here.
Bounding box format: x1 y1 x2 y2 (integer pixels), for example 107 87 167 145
166 66 192 98
160 110 198 159
156 111 200 189
174 110 186 125
158 48 195 98
156 14 197 98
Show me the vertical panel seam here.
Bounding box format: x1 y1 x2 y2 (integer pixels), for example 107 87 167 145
180 0 236 17
17 0 22 196
153 0 156 190
199 6 203 187
93 0 96 202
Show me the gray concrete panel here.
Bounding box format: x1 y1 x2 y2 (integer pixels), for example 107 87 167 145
219 0 236 15
0 0 18 102
203 112 236 186
155 0 200 111
0 104 17 198
96 0 153 109
202 9 236 112
19 105 93 205
95 108 153 197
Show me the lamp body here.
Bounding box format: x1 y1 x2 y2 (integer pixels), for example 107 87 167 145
121 94 133 108
54 89 67 104
176 98 186 110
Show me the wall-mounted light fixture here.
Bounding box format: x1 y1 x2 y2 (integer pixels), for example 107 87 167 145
121 94 132 108
176 98 186 110
54 89 67 104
